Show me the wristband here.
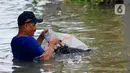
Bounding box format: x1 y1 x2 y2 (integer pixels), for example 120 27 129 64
40 34 44 39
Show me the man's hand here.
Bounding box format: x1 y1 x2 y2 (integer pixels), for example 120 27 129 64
40 29 48 38
50 39 63 47
37 29 48 45
40 38 62 60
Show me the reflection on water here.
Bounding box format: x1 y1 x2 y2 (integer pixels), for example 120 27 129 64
0 0 126 73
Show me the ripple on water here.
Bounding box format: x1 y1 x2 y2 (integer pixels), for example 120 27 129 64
0 0 30 73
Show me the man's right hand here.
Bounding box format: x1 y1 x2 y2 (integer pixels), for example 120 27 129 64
49 38 61 45
40 38 61 60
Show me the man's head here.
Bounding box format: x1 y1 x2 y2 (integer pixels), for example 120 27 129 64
17 11 43 36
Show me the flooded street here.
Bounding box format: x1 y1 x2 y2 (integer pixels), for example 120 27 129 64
0 0 127 73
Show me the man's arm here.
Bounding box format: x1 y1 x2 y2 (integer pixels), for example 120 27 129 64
40 39 60 60
37 29 48 45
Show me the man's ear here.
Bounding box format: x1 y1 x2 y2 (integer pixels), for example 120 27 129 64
24 24 29 29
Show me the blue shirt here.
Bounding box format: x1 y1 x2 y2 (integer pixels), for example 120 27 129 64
11 36 44 61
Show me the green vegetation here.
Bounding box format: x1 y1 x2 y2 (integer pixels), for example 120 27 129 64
65 0 123 6
66 0 104 5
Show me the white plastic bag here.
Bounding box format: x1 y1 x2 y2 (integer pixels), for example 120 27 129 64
44 29 57 42
44 29 89 50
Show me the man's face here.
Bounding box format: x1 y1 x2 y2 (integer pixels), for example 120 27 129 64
25 22 37 36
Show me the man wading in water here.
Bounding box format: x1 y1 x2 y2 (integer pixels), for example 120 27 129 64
11 11 61 61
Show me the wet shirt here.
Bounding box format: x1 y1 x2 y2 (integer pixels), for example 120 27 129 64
11 36 44 61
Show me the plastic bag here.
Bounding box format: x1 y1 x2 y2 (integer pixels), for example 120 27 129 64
44 29 89 50
44 29 57 42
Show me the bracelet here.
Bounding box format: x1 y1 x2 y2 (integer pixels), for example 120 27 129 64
40 34 44 39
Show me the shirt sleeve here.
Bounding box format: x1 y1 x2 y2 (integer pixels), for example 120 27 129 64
26 36 44 59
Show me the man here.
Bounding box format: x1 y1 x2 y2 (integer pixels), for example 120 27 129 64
11 11 60 61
